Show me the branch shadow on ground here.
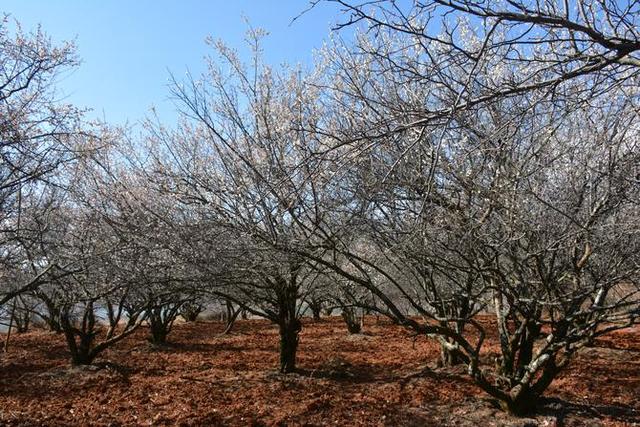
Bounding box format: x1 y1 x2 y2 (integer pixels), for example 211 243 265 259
538 397 640 425
296 361 377 383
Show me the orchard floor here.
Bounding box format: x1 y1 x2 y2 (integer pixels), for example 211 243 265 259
0 317 638 426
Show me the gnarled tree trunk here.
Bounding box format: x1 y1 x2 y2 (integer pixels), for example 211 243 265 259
147 302 182 345
61 302 98 366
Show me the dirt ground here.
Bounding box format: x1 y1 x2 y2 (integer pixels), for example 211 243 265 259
0 316 638 426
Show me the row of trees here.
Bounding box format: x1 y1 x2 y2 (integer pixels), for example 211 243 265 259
2 1 640 415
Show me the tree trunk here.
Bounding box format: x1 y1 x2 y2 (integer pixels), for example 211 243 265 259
439 341 466 366
3 300 16 352
437 314 468 367
12 300 30 333
61 303 98 366
14 314 30 333
515 323 541 379
181 302 203 322
68 332 96 366
278 318 301 373
221 301 241 334
341 306 362 334
62 322 97 366
183 312 198 322
46 315 63 333
499 390 539 416
491 351 564 416
149 324 168 344
44 301 63 332
277 278 302 374
493 290 514 375
148 307 170 345
36 295 63 333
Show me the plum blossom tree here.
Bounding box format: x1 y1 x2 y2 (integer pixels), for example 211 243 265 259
0 17 89 308
142 30 333 373
296 1 640 413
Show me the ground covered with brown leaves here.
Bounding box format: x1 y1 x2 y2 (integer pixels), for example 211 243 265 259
0 317 638 426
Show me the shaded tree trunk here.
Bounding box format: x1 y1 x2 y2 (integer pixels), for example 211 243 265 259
278 317 301 373
60 300 145 366
147 303 182 345
13 310 30 333
305 297 324 321
36 293 63 333
499 357 561 416
438 339 467 366
180 302 204 322
276 280 302 374
3 300 16 352
436 299 471 367
221 300 241 334
65 331 96 365
61 303 98 366
148 321 169 344
341 306 362 334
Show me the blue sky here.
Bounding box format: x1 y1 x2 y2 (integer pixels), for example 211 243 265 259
2 1 340 126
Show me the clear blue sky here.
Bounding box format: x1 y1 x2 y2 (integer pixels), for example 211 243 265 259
2 1 340 126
